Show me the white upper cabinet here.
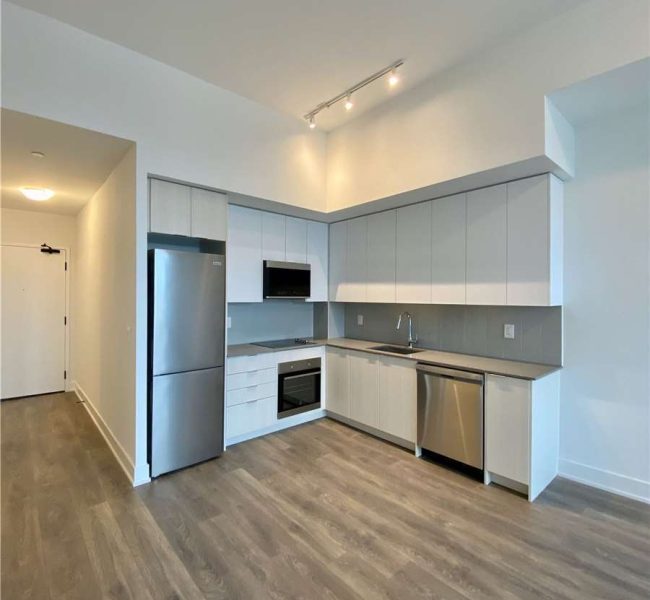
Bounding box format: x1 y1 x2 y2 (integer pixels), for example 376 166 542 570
396 202 432 303
466 184 507 305
190 187 227 241
150 179 226 241
367 210 397 303
329 220 348 302
285 217 308 263
149 179 191 236
347 217 368 302
227 205 262 303
306 221 328 302
261 212 286 261
507 174 563 306
431 194 466 304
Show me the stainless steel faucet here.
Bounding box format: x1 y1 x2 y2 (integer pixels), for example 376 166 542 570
396 311 418 348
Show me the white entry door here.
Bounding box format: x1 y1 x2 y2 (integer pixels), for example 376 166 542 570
1 245 67 399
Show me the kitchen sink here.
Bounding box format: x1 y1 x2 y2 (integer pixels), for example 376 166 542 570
369 345 424 355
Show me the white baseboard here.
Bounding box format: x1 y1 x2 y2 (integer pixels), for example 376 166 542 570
559 458 650 504
226 408 326 447
73 381 144 487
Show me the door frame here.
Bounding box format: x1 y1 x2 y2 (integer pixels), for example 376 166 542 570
1 243 71 393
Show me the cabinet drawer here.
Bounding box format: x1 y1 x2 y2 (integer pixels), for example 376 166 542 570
227 367 276 390
226 396 276 438
226 353 274 375
226 383 276 407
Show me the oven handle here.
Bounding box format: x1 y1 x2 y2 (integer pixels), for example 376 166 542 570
281 371 320 381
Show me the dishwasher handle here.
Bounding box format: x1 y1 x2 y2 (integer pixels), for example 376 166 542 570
416 363 484 384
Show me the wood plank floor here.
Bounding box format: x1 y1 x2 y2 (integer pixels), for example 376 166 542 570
2 392 649 599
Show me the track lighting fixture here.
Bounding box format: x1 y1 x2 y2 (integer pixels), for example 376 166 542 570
304 59 404 129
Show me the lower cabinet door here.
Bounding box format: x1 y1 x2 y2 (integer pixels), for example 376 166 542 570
326 348 350 417
349 353 379 428
226 397 276 439
485 374 530 485
378 357 416 443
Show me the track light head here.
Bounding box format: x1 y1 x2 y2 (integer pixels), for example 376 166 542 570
388 68 399 87
308 116 316 129
344 94 354 111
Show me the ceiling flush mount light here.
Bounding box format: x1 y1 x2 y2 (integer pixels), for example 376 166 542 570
31 150 46 159
304 59 404 128
20 187 55 201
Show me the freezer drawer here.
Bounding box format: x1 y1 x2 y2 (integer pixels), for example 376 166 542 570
151 249 225 375
151 367 224 477
417 364 484 469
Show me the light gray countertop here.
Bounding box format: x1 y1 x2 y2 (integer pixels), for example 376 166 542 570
227 340 327 358
227 338 560 380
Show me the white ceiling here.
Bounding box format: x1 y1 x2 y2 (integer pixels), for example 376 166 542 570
9 0 584 131
1 109 133 215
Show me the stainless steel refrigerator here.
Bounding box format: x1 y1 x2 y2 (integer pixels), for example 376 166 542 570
148 248 225 477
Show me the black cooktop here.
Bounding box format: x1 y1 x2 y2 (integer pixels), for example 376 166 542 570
253 338 316 349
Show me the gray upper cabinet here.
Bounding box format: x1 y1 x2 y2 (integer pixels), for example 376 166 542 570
431 194 466 304
367 210 397 303
285 217 308 263
252 174 562 308
190 187 227 241
227 205 262 303
149 178 226 241
506 174 563 306
329 220 348 302
306 221 329 302
396 202 432 303
262 212 286 261
347 217 368 302
466 184 507 305
149 179 191 236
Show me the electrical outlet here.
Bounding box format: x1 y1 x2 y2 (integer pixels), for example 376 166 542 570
227 316 232 329
503 323 515 339
357 314 364 326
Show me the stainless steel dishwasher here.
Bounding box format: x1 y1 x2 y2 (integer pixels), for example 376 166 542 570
416 364 484 470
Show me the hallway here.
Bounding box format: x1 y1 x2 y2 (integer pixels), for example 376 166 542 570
2 392 649 599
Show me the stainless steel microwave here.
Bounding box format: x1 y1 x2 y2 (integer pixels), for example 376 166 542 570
263 260 311 299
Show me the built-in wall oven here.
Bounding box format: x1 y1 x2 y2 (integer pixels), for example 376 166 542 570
277 357 321 418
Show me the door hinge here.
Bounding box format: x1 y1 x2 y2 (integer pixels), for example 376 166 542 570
65 261 68 271
64 316 67 326
64 370 67 380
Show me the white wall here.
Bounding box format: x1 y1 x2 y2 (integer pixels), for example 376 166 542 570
1 207 76 249
560 105 650 502
71 146 139 481
325 0 649 210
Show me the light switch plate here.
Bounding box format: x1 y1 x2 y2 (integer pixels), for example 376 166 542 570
357 314 364 326
504 323 515 339
227 316 232 329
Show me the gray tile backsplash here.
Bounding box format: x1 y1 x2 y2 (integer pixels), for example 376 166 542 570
228 301 314 345
344 304 562 365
